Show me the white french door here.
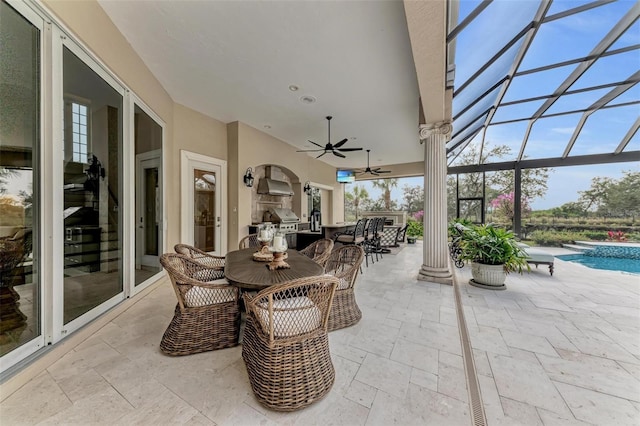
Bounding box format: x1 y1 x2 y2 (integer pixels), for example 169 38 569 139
135 151 162 269
181 151 227 256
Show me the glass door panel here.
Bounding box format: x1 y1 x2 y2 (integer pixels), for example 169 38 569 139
0 0 41 357
194 169 216 252
134 105 162 286
62 46 123 324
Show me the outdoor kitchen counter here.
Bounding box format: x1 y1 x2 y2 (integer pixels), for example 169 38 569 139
321 223 357 240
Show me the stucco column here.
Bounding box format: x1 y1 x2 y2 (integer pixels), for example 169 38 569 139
418 121 452 285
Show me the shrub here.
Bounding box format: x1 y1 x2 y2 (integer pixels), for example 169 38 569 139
582 231 608 241
406 218 423 238
529 230 586 247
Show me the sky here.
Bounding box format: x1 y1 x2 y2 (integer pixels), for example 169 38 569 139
367 0 640 212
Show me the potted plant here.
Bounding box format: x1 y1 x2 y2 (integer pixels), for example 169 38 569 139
406 220 422 244
458 223 529 289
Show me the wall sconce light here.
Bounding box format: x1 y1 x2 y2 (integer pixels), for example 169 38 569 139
243 167 254 187
303 181 311 194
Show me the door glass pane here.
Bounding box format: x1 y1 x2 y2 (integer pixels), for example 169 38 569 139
194 169 215 252
0 1 41 356
63 47 122 324
134 105 162 286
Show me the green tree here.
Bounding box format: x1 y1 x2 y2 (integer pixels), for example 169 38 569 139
401 184 424 215
579 171 640 218
371 178 398 211
344 184 369 220
550 202 587 218
448 143 550 219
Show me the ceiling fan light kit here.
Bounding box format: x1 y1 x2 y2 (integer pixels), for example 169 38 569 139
297 116 363 159
357 149 391 176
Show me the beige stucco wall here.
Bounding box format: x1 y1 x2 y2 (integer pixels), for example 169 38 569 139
229 122 342 249
171 104 228 247
41 0 342 254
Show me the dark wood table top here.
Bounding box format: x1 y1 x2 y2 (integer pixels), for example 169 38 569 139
224 248 324 290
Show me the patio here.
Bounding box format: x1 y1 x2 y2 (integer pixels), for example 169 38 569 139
1 242 638 425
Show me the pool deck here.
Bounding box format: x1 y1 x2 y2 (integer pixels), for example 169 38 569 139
1 243 639 425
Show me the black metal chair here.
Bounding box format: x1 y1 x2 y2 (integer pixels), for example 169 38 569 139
362 218 378 267
334 219 366 247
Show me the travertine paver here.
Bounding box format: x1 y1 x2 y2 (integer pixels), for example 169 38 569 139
3 242 638 425
1 242 470 425
456 246 640 424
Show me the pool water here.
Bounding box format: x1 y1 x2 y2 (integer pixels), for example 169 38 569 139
556 254 640 274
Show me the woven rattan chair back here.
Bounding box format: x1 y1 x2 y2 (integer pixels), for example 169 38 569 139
239 233 260 250
242 275 339 411
158 253 240 355
324 245 365 331
174 244 225 270
299 238 334 267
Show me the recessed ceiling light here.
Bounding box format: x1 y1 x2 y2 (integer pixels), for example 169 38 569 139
288 85 299 91
264 124 271 129
299 95 316 104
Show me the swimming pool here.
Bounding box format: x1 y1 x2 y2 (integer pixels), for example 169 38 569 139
556 253 640 274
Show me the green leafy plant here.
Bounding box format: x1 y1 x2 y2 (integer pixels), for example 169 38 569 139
458 223 530 273
448 218 473 239
406 218 423 238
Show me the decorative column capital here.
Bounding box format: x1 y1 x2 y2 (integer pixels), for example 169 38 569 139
419 121 452 142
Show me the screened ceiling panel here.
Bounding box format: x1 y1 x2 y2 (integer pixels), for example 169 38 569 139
521 112 583 160
446 0 640 167
571 104 640 156
544 87 611 116
484 121 529 161
519 2 628 70
452 1 538 87
570 49 640 90
447 127 482 166
453 41 523 116
454 86 502 134
606 83 640 105
607 19 640 50
504 64 575 103
491 99 545 123
456 0 483 25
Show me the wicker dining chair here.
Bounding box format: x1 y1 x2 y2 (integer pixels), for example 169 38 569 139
242 275 339 411
324 245 365 331
299 238 334 267
174 244 225 271
239 233 260 250
159 253 240 356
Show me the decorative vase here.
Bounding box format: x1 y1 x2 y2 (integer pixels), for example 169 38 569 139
470 262 507 290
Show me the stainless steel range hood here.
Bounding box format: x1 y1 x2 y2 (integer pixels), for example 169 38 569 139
256 166 293 196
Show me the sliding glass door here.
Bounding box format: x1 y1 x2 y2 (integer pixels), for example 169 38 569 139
62 46 123 324
0 0 42 358
134 104 163 286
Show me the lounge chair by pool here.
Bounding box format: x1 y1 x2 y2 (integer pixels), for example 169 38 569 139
517 242 554 276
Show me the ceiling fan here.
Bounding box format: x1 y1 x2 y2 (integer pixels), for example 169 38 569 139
297 116 363 159
357 149 391 176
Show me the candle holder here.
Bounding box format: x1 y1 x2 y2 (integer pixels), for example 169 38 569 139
257 223 275 249
267 231 290 270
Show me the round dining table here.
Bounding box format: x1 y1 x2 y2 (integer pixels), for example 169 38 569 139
224 248 324 290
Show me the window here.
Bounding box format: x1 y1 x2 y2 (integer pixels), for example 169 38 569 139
71 102 88 163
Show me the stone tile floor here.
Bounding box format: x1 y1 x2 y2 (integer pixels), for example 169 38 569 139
1 242 639 425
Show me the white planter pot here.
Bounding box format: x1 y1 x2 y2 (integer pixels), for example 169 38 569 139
470 262 507 288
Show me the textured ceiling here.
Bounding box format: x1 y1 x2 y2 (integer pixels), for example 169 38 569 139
97 0 430 170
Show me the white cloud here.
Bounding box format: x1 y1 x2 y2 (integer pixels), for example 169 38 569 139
551 127 576 135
